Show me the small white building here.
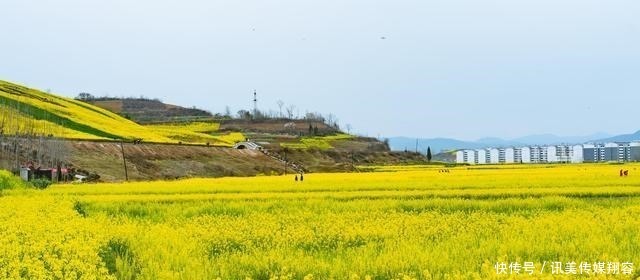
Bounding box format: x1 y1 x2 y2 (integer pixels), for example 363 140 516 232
20 168 30 181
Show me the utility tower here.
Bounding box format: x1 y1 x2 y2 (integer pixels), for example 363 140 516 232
253 90 258 120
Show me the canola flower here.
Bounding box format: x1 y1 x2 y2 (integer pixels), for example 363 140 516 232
142 122 245 146
0 196 114 279
0 81 246 146
2 164 640 279
145 122 221 133
280 134 354 150
0 104 102 139
0 81 172 142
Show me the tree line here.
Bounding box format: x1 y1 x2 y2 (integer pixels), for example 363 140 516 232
76 92 344 131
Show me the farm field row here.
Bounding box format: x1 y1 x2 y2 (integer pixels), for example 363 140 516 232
0 80 244 146
1 164 640 279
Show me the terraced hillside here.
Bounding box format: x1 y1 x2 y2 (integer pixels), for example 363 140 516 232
90 98 212 124
0 80 240 146
0 80 429 180
0 80 167 141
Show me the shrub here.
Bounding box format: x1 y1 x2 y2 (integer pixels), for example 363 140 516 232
31 178 52 189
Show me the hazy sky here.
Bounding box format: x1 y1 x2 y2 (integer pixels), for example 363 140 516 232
1 0 639 140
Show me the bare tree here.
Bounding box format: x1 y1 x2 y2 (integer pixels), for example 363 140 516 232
277 100 285 118
326 114 335 127
345 124 352 134
285 105 296 119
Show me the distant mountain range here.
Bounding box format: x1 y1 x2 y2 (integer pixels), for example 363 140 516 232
595 130 640 143
386 131 640 154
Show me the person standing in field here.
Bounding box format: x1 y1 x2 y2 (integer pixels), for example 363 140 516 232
300 173 304 182
295 175 298 181
620 169 624 177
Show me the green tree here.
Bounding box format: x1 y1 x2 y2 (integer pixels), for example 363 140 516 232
75 92 95 101
427 146 432 162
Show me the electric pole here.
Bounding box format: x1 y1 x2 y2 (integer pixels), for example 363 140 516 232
14 140 19 172
283 148 287 175
282 148 287 175
120 140 129 181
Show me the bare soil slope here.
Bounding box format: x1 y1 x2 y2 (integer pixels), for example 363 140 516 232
68 141 285 181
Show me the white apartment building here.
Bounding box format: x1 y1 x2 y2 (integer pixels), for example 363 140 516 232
476 149 488 164
505 148 515 163
455 142 640 165
489 148 499 164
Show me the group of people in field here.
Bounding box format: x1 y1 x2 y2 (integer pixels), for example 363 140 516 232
439 169 451 173
620 169 630 177
295 173 304 182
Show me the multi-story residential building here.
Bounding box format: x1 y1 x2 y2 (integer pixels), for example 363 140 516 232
571 145 584 163
513 148 523 163
456 141 640 165
529 146 548 163
520 147 531 163
476 149 487 164
547 146 558 163
489 148 499 164
583 142 639 162
467 149 476 164
456 150 465 164
504 148 515 163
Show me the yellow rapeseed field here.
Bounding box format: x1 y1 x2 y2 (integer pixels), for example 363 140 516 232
0 81 245 146
0 81 172 142
143 122 244 146
2 164 640 279
280 134 354 150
